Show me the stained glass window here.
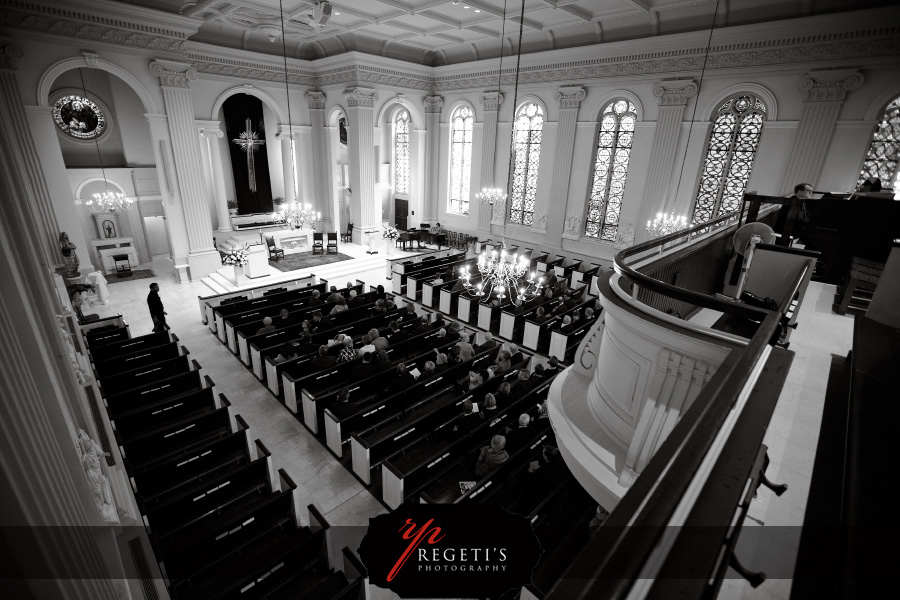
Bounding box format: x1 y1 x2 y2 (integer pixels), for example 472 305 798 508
394 109 410 195
691 95 766 225
509 102 543 226
448 105 474 214
53 94 106 140
585 99 636 241
858 95 900 189
338 116 348 148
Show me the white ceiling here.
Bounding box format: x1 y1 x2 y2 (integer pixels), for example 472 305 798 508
112 0 897 65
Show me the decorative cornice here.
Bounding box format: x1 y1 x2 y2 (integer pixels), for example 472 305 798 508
344 87 378 108
480 92 504 111
423 96 443 114
316 65 433 92
554 86 586 109
0 44 23 70
150 59 197 89
1 6 188 54
305 91 326 109
798 69 865 102
191 58 317 86
653 79 698 106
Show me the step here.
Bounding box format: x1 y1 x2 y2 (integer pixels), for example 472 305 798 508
200 276 229 295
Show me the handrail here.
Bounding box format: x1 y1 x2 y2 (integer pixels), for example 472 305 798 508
614 206 774 321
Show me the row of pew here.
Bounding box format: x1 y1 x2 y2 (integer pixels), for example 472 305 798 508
81 323 367 600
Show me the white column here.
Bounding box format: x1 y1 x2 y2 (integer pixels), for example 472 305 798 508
778 70 864 193
345 87 379 244
149 60 219 279
276 129 297 206
477 91 503 233
634 80 698 243
546 86 585 246
423 96 443 223
198 123 231 233
307 92 333 231
413 128 426 228
0 45 72 270
145 113 191 265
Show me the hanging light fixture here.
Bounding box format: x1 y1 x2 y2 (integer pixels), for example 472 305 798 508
475 0 509 209
280 201 320 230
647 211 689 238
459 0 544 303
275 0 303 228
78 68 133 213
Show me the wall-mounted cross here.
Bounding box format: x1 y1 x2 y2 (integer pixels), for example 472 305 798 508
232 118 265 192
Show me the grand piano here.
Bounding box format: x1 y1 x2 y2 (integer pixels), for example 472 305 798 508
396 226 447 250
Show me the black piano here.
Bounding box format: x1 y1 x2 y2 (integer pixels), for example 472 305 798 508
396 228 447 251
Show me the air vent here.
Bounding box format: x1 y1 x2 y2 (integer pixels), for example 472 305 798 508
128 537 159 600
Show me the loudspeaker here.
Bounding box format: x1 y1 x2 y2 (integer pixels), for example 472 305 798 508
312 2 332 26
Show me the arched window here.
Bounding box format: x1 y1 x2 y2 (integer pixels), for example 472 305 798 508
394 109 410 195
448 105 474 214
691 95 766 224
585 99 637 241
509 102 544 226
858 95 900 189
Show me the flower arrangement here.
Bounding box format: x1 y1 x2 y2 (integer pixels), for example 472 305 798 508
383 225 399 240
226 199 238 210
223 244 250 267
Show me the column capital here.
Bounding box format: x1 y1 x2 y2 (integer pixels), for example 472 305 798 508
81 52 100 69
480 91 504 111
554 86 586 109
799 69 864 102
344 87 378 108
653 79 698 106
0 44 24 70
149 59 197 88
423 96 444 114
196 119 223 138
305 90 326 109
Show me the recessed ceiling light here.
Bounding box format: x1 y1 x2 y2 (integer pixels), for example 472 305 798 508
464 4 470 8
335 12 340 15
475 9 480 12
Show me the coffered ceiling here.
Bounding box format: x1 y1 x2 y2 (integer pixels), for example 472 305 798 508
59 1 900 65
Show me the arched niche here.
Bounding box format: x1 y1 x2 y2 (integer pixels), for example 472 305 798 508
377 95 425 130
38 55 156 114
210 84 288 124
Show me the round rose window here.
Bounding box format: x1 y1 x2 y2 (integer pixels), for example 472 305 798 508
53 94 106 140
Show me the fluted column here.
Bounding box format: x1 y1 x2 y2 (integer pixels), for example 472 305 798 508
149 60 219 278
306 91 332 230
345 88 379 244
198 123 231 233
635 80 697 243
276 128 297 207
778 70 864 193
546 86 585 245
423 96 443 223
477 91 503 233
0 45 69 270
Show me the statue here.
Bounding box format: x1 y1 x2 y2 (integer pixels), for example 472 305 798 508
614 223 636 249
75 429 118 523
59 232 80 278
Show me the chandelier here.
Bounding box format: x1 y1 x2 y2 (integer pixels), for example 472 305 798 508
86 190 133 213
646 212 689 238
475 186 507 206
458 248 544 303
280 201 320 230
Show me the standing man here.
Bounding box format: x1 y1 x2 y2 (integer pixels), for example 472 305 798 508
147 283 168 332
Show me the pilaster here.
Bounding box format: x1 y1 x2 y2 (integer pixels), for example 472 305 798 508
150 59 219 278
275 129 297 207
198 122 231 233
635 79 697 243
546 86 585 245
344 87 379 244
778 69 864 193
0 44 68 270
423 96 443 223
477 91 503 233
306 91 332 230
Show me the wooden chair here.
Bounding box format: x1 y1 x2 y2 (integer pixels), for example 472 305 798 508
265 236 284 261
312 232 324 255
341 222 353 243
326 232 338 254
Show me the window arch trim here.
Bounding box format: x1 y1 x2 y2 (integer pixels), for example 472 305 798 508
702 83 778 121
508 101 545 227
589 90 644 122
447 103 475 215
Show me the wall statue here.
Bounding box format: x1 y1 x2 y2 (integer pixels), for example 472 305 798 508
614 223 636 249
59 232 80 278
532 210 547 230
564 214 582 236
75 429 118 523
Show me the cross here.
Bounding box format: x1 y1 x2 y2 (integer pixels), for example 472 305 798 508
232 118 265 192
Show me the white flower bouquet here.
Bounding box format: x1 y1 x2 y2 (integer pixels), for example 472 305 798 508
383 225 400 240
223 244 250 267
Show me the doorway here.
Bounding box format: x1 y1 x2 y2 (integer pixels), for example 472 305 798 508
394 198 409 230
143 216 170 257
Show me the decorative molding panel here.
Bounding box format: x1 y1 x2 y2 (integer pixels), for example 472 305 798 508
554 86 586 109
344 87 379 108
423 95 443 114
799 68 865 102
305 90 325 109
653 79 698 106
479 91 504 112
0 44 23 70
149 59 197 88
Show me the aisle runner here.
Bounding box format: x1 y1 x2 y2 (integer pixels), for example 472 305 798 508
269 252 354 272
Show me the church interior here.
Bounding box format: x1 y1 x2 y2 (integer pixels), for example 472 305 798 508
1 0 899 599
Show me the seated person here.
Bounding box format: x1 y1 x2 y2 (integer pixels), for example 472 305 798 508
387 363 417 394
534 306 549 323
495 382 513 406
421 361 436 379
530 363 546 383
511 369 533 396
375 284 387 300
512 298 528 315
350 352 379 380
454 399 480 435
480 393 498 418
455 332 475 362
493 350 512 374
330 295 348 314
373 299 386 313
357 334 376 358
527 445 567 488
336 337 357 363
309 345 336 370
277 308 296 328
296 332 317 355
256 316 277 336
448 345 463 365
326 286 341 303
434 353 449 372
273 342 298 364
504 414 532 452
429 221 444 235
348 289 365 308
466 370 484 392
475 435 509 478
385 299 396 311
402 304 418 322
559 315 574 333
415 316 431 335
584 307 595 321
449 277 467 293
327 333 346 349
310 310 331 332
375 349 392 370
476 332 498 352
543 356 562 378
388 320 409 345
372 328 390 352
308 289 323 306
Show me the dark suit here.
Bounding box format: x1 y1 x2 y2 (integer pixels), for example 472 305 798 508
387 372 417 395
351 362 380 381
309 355 337 370
308 297 323 307
277 317 297 329
402 311 419 322
348 296 366 308
147 290 168 331
511 379 533 398
504 426 533 452
455 413 481 437
476 340 498 353
312 316 332 331
390 330 410 345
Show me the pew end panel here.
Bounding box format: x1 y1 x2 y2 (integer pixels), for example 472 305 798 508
277 468 303 526
324 409 344 457
382 462 405 510
308 503 337 572
265 357 280 396
342 546 369 587
350 436 372 485
253 438 277 493
283 374 298 414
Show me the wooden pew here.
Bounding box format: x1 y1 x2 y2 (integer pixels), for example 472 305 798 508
198 273 316 330
421 279 455 308
548 311 602 361
214 282 327 343
88 330 174 363
93 340 184 380
105 369 212 420
99 353 195 397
